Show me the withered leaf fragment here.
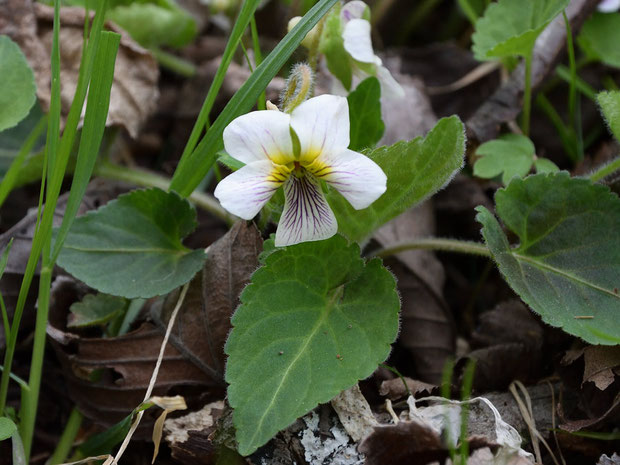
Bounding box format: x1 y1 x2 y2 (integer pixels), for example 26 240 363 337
152 221 263 382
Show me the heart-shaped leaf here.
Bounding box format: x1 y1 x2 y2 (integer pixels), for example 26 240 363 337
225 235 400 455
578 12 620 69
57 188 205 298
474 133 535 185
347 77 385 151
477 172 620 344
472 0 569 59
0 35 36 132
328 115 465 243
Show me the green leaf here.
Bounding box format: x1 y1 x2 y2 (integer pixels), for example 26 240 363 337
474 133 535 185
577 12 620 69
170 0 339 197
0 416 17 441
347 77 384 151
476 172 620 345
76 411 133 457
597 90 620 141
0 36 37 132
57 188 205 298
328 116 465 243
319 5 353 91
68 293 128 328
533 157 559 174
226 235 400 455
107 2 197 48
471 0 569 59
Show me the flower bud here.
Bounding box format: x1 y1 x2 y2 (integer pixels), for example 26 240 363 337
288 16 320 49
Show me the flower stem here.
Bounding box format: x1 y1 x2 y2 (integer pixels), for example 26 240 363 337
589 156 620 182
371 238 492 259
149 47 196 78
94 161 236 224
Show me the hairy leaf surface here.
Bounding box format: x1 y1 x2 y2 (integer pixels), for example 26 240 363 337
57 188 205 298
472 0 569 59
226 235 400 455
597 90 620 141
477 173 620 344
328 116 465 243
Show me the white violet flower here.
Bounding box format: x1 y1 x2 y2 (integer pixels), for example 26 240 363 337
339 0 404 99
214 94 387 247
598 0 620 12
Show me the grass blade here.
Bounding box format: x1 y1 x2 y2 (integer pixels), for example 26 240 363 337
51 31 120 263
170 0 339 197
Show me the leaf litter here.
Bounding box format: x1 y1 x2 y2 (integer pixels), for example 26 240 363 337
1 0 620 463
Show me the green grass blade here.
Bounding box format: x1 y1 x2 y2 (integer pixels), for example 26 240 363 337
174 0 262 177
0 0 109 415
51 31 120 263
170 0 339 197
0 0 61 415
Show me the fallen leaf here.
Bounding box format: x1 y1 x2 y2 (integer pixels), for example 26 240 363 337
330 384 378 442
459 300 545 391
379 377 437 401
559 391 620 432
0 1 159 138
359 420 446 465
598 453 620 465
164 400 225 464
151 221 263 381
47 276 222 435
388 259 456 384
583 346 620 391
148 395 187 463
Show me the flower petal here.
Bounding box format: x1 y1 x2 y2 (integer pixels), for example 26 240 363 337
223 110 293 165
275 174 337 246
290 95 350 162
214 160 285 219
343 19 381 65
598 0 620 12
376 65 405 99
341 0 368 23
314 148 386 209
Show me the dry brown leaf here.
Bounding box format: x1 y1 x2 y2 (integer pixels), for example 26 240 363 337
47 221 261 433
359 420 447 465
459 300 545 391
0 1 159 138
388 259 456 384
152 221 263 381
163 400 225 464
583 346 620 391
330 384 377 442
379 377 437 401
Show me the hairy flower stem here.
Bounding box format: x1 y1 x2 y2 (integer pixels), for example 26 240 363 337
589 156 620 182
372 238 492 259
94 161 235 224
